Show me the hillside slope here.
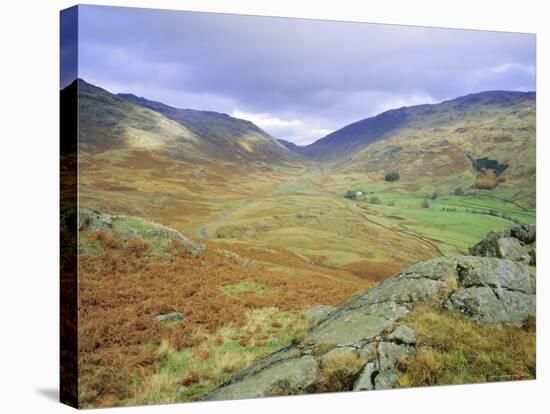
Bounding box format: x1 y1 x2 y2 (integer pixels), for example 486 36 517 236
76 79 201 153
277 139 310 157
290 91 535 207
72 79 307 238
71 79 298 166
300 91 535 161
118 92 295 163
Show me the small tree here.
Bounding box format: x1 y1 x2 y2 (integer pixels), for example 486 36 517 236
344 189 355 199
454 187 464 196
384 171 400 182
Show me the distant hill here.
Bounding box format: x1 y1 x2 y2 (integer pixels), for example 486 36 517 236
285 90 535 207
295 91 535 161
71 79 297 165
70 80 535 207
75 79 199 153
277 138 298 150
118 92 294 163
277 139 311 157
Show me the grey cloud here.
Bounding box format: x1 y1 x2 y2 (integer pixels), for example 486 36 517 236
77 5 536 144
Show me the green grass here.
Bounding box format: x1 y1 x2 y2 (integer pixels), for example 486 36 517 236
204 175 535 266
352 192 535 255
205 199 249 210
126 308 308 405
397 210 512 255
221 281 267 296
277 179 318 194
362 191 533 221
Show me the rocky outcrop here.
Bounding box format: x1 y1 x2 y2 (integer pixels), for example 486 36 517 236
78 208 205 257
155 312 186 323
302 305 337 327
78 209 114 234
205 354 319 400
445 256 535 325
204 227 536 401
469 224 535 265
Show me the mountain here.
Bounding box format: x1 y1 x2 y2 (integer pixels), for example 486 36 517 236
289 90 536 207
72 79 297 165
70 79 306 230
295 91 535 161
277 138 298 151
76 79 200 153
71 80 536 208
294 106 410 160
117 92 294 163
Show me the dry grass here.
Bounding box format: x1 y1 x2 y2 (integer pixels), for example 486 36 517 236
396 306 536 387
132 307 309 404
344 259 405 282
474 169 500 190
315 352 365 392
78 230 367 407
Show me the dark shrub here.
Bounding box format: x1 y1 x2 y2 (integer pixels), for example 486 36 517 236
369 196 381 204
385 171 400 182
344 189 355 199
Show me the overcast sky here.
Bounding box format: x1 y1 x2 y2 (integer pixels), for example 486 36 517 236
74 5 536 145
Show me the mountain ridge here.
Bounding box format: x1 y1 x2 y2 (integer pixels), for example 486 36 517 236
69 79 536 207
68 78 534 162
117 91 294 163
69 78 297 165
287 90 535 160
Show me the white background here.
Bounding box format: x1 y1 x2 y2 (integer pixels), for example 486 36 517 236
0 0 548 412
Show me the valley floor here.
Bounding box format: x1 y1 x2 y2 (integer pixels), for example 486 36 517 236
75 149 535 407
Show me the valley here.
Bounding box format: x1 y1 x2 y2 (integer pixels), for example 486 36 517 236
80 144 534 275
69 79 536 407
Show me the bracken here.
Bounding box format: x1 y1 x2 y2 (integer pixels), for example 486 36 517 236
78 231 369 407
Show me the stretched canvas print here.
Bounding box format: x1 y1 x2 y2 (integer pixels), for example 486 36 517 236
60 4 537 409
